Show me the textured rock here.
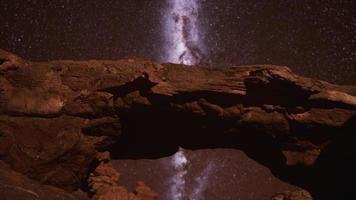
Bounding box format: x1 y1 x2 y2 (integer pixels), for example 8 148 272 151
0 161 88 200
134 181 158 200
0 116 96 191
0 49 355 199
88 153 156 200
272 190 313 200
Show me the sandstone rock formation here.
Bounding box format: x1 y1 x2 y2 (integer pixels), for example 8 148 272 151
272 190 313 200
88 152 157 200
0 161 89 200
0 49 355 199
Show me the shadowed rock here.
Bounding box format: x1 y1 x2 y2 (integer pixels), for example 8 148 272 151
272 190 313 200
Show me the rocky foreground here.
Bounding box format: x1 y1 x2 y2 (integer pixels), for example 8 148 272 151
0 49 355 200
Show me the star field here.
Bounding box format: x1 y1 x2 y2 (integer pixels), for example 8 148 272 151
0 0 355 84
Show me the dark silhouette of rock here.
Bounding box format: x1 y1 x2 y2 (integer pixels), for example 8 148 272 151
0 49 355 199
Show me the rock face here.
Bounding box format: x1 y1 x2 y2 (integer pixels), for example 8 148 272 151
88 152 157 200
0 161 89 200
0 49 355 199
272 190 313 200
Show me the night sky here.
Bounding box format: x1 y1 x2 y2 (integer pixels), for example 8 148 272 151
0 0 355 84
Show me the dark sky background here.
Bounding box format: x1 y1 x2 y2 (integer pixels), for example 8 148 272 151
0 0 355 84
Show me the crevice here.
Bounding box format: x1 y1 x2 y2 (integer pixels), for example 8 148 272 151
3 111 64 119
0 58 7 65
244 75 316 107
308 99 356 110
168 91 245 107
79 159 100 197
99 74 157 98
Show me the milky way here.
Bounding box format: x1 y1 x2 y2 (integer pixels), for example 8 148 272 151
188 162 215 200
1 1 355 84
168 148 215 200
169 148 188 200
163 0 205 65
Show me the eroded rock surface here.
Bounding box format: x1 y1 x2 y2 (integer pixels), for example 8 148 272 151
0 161 88 200
88 152 157 200
272 190 313 200
0 49 355 199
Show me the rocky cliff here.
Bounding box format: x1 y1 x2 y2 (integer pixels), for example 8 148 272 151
0 49 355 200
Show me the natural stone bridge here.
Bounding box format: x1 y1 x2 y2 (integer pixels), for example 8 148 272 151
0 49 355 200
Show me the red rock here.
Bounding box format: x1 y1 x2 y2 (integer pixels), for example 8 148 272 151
134 181 158 200
0 116 96 191
272 190 313 200
0 161 88 200
88 160 156 200
1 50 355 199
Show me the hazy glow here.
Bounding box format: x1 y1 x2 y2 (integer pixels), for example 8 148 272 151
189 162 215 200
168 148 215 200
170 148 188 200
164 0 204 65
